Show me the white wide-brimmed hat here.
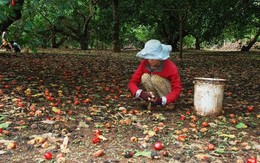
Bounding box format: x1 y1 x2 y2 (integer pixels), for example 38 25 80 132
136 39 172 60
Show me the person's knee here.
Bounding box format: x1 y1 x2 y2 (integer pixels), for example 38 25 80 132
141 73 151 83
151 75 163 85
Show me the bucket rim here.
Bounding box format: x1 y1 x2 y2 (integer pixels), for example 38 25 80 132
194 77 226 82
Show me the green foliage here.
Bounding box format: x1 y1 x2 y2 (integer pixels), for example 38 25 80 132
1 0 259 51
183 35 195 48
0 1 13 21
0 0 9 5
133 25 156 42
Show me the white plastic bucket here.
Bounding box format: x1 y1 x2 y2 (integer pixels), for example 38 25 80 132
193 77 226 116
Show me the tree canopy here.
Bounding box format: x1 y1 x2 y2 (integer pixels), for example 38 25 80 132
0 0 259 52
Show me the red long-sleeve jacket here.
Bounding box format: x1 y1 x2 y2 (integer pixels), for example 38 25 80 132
128 59 182 105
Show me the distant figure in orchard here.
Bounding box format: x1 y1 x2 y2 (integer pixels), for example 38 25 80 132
128 39 182 110
0 30 13 51
9 41 21 53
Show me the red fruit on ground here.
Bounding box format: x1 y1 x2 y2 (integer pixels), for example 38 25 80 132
17 102 24 107
201 121 209 127
94 129 102 136
177 135 187 141
7 142 17 149
247 106 254 112
39 80 44 84
154 142 163 150
230 118 238 124
92 136 101 144
208 143 215 150
180 115 186 120
229 114 235 118
74 100 80 105
67 110 73 115
246 157 257 163
153 126 160 133
105 87 110 92
44 152 52 160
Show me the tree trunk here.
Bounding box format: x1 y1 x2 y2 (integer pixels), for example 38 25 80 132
52 36 68 48
241 28 260 52
179 17 183 59
195 38 200 50
0 0 25 31
171 37 180 51
51 31 57 48
178 14 186 59
112 0 120 52
80 38 89 50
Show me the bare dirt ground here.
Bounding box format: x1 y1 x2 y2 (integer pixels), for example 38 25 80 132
0 49 259 163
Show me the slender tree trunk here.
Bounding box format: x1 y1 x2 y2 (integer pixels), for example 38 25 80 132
179 20 183 59
52 36 67 48
241 28 260 52
195 38 200 50
169 37 179 51
51 29 57 48
112 0 120 52
179 15 186 59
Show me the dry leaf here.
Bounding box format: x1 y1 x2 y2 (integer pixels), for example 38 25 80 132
60 136 69 149
41 120 56 124
93 149 104 157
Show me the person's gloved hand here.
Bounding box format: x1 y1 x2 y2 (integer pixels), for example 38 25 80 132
139 90 152 101
151 98 162 105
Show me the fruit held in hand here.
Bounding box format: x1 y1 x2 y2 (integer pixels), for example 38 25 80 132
44 152 52 160
153 142 163 150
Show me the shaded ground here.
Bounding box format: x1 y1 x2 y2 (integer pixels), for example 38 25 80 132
0 49 259 163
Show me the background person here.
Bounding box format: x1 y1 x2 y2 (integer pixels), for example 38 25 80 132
128 39 182 109
2 30 7 42
0 30 13 51
10 41 21 52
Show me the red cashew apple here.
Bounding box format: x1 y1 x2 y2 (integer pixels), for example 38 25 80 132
94 129 102 136
207 143 215 150
246 157 257 163
44 152 52 160
180 115 186 120
153 142 163 150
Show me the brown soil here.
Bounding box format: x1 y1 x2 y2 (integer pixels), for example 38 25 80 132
0 49 259 163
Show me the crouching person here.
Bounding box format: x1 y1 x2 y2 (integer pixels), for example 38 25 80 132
128 39 182 110
9 41 21 53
